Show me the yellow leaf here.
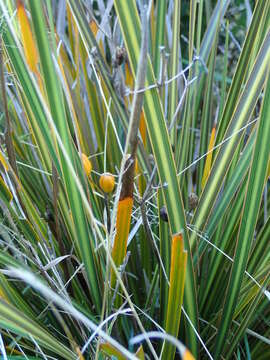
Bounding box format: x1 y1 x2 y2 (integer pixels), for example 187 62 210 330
182 349 196 360
100 342 126 360
111 197 133 288
0 175 13 203
139 111 147 146
125 62 134 88
17 0 38 73
75 347 85 360
201 124 216 190
135 345 145 359
90 19 99 37
0 151 8 171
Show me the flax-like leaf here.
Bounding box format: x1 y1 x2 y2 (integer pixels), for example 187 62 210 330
191 30 270 250
16 0 38 73
28 0 102 311
135 345 145 359
111 197 133 289
162 234 187 360
113 1 198 354
201 124 216 190
0 299 76 359
0 176 12 203
214 68 270 358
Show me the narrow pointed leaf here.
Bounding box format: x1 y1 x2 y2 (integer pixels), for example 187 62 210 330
214 68 270 358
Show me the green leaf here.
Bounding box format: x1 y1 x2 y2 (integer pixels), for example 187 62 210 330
162 234 187 360
28 0 102 311
113 1 198 355
0 299 76 360
214 65 270 359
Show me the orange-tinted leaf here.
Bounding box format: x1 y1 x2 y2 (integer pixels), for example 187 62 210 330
17 0 38 73
139 111 147 146
111 197 133 288
162 233 187 360
90 19 99 37
0 151 8 171
125 61 134 88
182 349 196 360
75 347 85 360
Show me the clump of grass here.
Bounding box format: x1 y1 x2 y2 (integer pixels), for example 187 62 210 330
0 0 269 359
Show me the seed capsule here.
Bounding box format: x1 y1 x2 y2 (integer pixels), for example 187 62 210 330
160 205 168 222
188 192 198 210
99 173 115 193
81 153 92 176
113 46 126 67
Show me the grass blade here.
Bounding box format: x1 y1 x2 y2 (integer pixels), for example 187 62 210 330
162 233 187 360
214 67 270 358
113 1 199 355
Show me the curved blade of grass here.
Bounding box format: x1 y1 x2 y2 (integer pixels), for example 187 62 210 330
113 1 198 355
214 67 270 358
0 299 76 360
9 267 139 360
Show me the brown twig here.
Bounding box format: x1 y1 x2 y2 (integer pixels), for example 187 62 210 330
119 4 149 201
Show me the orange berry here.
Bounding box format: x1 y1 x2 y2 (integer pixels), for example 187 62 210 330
81 153 92 176
99 173 115 193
